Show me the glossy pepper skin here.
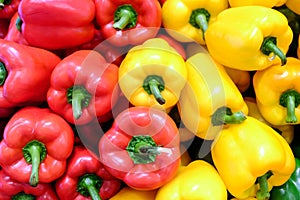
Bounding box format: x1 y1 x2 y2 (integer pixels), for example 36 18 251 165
17 0 95 50
55 146 121 200
0 0 20 19
109 186 157 200
270 157 300 200
4 12 28 45
179 52 248 140
0 170 58 200
98 106 181 190
285 0 300 15
244 97 294 144
118 38 187 111
155 160 227 200
205 6 293 71
95 0 161 46
224 67 251 93
253 57 300 125
0 107 75 187
0 39 61 114
228 0 286 8
47 50 120 125
211 116 296 199
162 0 229 45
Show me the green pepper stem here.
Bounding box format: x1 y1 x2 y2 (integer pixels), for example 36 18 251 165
16 17 22 32
148 79 166 105
279 89 300 123
143 75 166 105
256 173 270 200
0 62 7 86
113 5 138 30
22 140 47 187
211 106 247 126
12 192 35 200
261 36 287 66
77 174 103 200
189 8 210 40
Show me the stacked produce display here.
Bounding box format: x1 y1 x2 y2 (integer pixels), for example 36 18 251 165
0 0 300 199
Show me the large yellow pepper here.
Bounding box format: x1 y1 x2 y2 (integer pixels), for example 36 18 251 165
205 6 293 71
161 0 229 44
253 57 300 125
244 97 294 144
179 52 248 140
228 0 287 8
155 160 228 200
110 186 157 200
118 38 187 111
211 116 295 200
286 0 300 15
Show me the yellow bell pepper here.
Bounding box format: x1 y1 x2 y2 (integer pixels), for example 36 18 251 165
211 116 296 200
110 186 157 200
286 0 300 15
161 0 229 44
118 38 187 111
244 97 294 144
224 67 251 93
253 57 300 125
179 52 248 140
155 160 228 200
228 0 287 8
205 6 293 71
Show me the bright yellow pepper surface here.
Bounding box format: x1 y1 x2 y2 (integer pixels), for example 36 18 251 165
155 160 227 200
228 0 287 8
211 116 295 199
118 38 187 111
224 67 251 93
286 0 300 15
244 97 294 144
110 186 157 200
205 6 293 71
162 0 229 44
179 52 248 140
253 57 300 125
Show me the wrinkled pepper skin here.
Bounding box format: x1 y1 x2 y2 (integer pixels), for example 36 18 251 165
18 0 96 50
0 0 20 19
47 50 120 125
95 0 161 46
270 157 300 200
155 160 228 200
228 0 286 8
162 0 229 44
110 186 157 200
211 116 295 199
55 146 121 200
285 0 300 15
0 39 61 112
0 107 74 187
0 170 58 200
205 6 293 71
253 57 300 125
179 53 248 140
98 106 181 190
118 38 187 111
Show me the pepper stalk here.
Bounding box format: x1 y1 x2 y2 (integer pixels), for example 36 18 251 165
77 174 103 200
211 106 247 126
279 89 300 123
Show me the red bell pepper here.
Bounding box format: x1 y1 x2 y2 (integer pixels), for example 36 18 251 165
98 106 181 190
0 170 59 200
17 0 96 50
0 39 61 115
0 106 75 187
47 50 120 125
56 146 121 200
95 0 162 46
4 12 28 45
0 18 9 38
0 0 20 19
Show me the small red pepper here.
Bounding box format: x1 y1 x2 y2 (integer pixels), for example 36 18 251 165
17 0 96 50
0 0 20 19
56 146 122 200
47 50 120 125
95 0 162 46
0 170 59 200
0 107 75 187
4 12 28 45
0 39 61 112
98 106 181 190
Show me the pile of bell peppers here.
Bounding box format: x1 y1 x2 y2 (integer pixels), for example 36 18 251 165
1 0 300 199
